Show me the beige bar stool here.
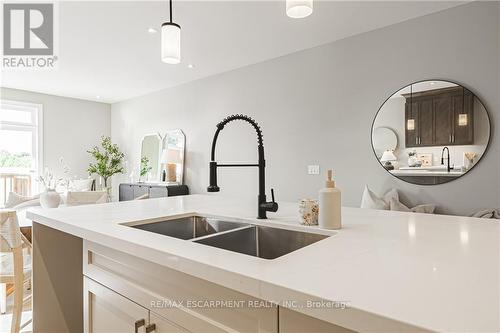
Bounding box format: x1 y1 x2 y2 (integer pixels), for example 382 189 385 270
0 209 32 333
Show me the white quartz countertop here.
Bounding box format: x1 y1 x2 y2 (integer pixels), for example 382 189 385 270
27 195 500 332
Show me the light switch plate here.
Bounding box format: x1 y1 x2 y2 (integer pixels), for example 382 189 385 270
308 165 320 175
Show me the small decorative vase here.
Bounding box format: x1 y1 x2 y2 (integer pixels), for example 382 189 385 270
464 158 474 170
40 189 61 208
299 199 319 226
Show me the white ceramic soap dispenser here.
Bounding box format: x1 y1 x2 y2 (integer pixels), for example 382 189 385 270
318 169 341 230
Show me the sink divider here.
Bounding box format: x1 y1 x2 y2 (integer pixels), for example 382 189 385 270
189 224 254 242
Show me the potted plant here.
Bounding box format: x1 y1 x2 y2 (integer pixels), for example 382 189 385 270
87 136 125 200
139 156 152 182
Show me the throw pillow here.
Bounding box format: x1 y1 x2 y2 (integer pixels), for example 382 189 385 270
360 185 399 210
389 198 436 214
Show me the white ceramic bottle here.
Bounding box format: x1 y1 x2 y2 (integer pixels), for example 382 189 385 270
318 169 341 229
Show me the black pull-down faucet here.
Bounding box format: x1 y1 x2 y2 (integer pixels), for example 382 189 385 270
441 146 452 172
207 114 278 219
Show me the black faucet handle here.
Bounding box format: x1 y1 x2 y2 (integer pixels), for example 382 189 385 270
264 188 278 213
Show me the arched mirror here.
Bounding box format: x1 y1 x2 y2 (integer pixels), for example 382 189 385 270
372 80 491 185
140 133 162 182
372 127 398 158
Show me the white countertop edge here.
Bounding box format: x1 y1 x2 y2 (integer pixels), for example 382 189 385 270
28 211 426 332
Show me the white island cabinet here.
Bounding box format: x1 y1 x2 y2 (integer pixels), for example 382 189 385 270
84 277 150 333
82 240 351 333
82 241 280 333
28 194 500 333
84 277 187 333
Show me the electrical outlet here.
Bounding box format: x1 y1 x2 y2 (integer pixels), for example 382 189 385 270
308 165 320 175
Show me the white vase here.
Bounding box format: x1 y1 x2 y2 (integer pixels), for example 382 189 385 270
40 189 61 208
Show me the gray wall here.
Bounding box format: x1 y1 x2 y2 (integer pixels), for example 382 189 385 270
112 2 500 216
1 88 111 178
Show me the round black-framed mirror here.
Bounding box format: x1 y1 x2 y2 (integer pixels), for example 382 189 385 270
371 80 491 185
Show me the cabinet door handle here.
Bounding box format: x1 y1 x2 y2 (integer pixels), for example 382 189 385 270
135 319 146 333
449 134 452 143
146 323 156 333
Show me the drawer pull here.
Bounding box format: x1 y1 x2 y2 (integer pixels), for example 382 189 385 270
135 319 146 333
146 323 156 333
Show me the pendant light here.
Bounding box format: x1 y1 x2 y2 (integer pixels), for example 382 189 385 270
286 0 313 19
161 0 181 64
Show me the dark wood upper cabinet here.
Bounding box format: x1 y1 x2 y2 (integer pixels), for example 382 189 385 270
433 95 453 145
419 99 434 146
404 86 474 147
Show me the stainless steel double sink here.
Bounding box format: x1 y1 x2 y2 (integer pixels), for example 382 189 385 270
127 216 329 260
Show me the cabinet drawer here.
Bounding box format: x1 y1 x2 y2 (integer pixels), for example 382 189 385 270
279 308 353 333
84 241 277 333
150 312 189 333
84 276 149 333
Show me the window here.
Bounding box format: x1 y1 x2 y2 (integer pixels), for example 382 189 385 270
0 100 43 203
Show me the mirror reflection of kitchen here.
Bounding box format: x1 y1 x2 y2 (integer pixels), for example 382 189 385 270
372 80 491 185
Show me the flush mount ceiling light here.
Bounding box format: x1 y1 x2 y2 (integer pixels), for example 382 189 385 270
161 0 181 64
286 0 313 18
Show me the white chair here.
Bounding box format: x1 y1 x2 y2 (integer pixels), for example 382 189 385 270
0 209 32 333
66 191 107 206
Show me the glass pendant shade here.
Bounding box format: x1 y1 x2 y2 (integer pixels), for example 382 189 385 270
407 119 415 130
286 0 313 18
161 22 181 64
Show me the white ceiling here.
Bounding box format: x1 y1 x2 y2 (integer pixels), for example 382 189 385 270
1 1 465 103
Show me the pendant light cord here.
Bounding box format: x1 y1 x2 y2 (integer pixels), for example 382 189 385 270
169 0 173 22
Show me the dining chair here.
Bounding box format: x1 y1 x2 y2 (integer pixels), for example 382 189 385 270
0 209 32 333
